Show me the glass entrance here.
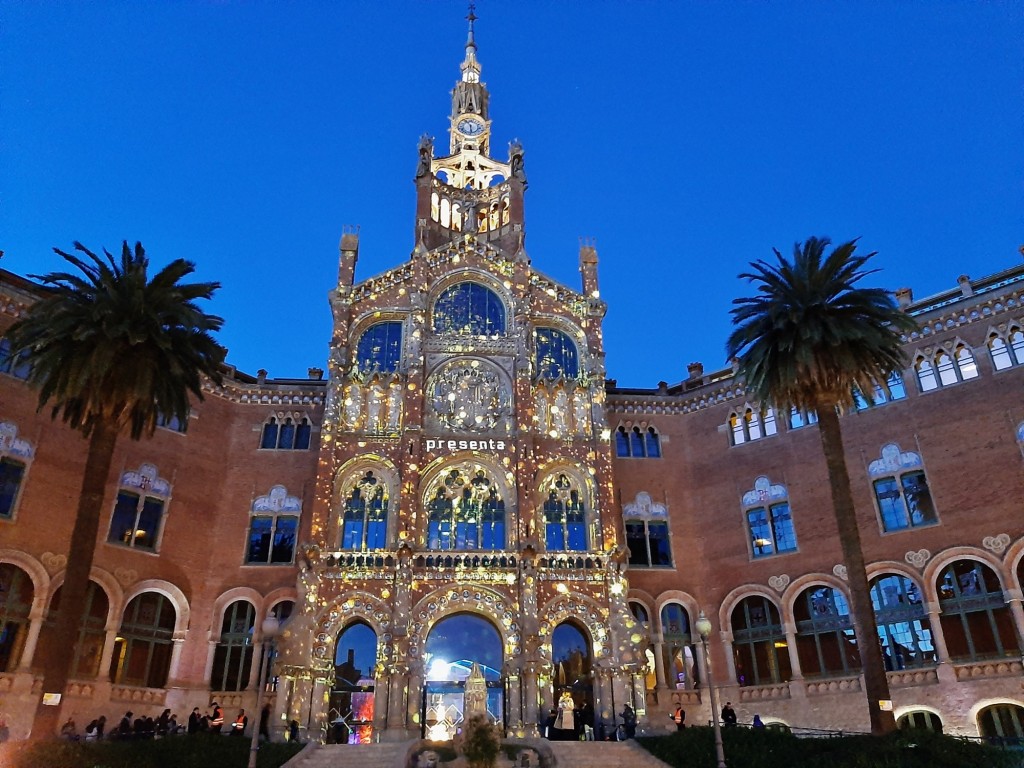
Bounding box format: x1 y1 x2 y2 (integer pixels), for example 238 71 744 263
422 613 504 740
551 622 594 739
329 621 376 744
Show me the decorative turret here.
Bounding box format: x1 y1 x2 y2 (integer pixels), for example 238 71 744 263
414 6 527 254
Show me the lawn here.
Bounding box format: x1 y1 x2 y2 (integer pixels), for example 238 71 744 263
637 726 1023 768
0 734 304 768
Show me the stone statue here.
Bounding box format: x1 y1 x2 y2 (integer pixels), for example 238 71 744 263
415 134 433 178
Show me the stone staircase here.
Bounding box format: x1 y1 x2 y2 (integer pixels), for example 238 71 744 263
280 738 674 768
545 740 673 768
281 740 415 768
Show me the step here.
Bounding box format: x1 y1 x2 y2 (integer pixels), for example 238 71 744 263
545 740 673 768
282 740 414 768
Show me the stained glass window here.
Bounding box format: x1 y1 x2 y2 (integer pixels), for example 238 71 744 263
426 466 505 551
535 327 579 379
433 283 506 336
340 471 389 551
357 322 403 373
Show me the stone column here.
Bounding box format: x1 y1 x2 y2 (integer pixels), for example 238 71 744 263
385 669 409 733
522 663 540 737
652 638 668 688
783 624 803 680
406 668 423 736
203 639 218 688
309 676 331 743
166 631 188 686
16 614 44 670
505 669 523 736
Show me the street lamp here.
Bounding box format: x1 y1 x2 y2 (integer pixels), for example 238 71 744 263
695 611 726 768
248 614 281 768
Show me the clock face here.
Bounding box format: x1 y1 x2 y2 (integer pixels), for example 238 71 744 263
457 118 485 137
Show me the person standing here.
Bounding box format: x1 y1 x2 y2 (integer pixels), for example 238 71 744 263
187 707 202 734
722 702 738 727
259 703 271 742
672 705 686 731
231 709 247 736
209 703 224 734
620 705 637 739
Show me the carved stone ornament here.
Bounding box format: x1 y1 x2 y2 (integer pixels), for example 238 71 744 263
982 534 1011 556
904 549 932 569
428 360 511 433
114 567 138 587
40 551 67 574
767 574 790 593
832 564 848 581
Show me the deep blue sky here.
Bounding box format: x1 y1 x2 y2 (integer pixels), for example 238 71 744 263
3 2 1022 387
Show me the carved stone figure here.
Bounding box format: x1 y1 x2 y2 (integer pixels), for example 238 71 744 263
415 134 433 178
367 382 384 432
343 382 364 429
572 390 589 435
386 380 403 431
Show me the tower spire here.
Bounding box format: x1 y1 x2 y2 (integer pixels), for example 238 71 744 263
461 3 481 83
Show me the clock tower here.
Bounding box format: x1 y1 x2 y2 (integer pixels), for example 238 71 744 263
276 8 646 748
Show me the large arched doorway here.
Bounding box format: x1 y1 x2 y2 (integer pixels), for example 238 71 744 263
550 621 594 739
330 621 377 744
422 613 504 740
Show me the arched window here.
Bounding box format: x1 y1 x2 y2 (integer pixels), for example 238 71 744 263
898 710 943 733
729 406 777 445
0 338 31 380
742 477 798 558
660 603 695 689
426 465 505 551
0 563 33 671
211 600 255 691
110 591 176 689
978 704 1024 746
534 327 579 380
0 421 34 520
615 427 629 457
247 485 301 565
794 586 859 678
853 372 907 410
629 602 649 625
357 322 403 373
731 596 791 686
260 416 312 451
614 425 661 459
432 282 506 336
868 444 937 532
340 471 389 551
542 473 586 552
916 344 980 392
787 407 818 429
869 574 935 669
937 560 1020 662
48 581 109 678
623 492 671 567
107 463 170 552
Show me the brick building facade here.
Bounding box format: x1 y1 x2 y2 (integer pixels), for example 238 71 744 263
1 18 1023 745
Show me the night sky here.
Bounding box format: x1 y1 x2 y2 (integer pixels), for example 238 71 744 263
3 2 1021 387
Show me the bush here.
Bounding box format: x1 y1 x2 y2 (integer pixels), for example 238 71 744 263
459 715 501 768
0 733 303 768
637 726 1023 768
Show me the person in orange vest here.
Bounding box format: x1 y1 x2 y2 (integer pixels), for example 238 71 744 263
209 703 224 734
231 709 247 736
672 705 686 730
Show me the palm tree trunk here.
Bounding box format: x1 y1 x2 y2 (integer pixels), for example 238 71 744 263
816 405 896 736
31 419 119 739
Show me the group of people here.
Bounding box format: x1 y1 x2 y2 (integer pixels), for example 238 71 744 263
544 691 595 740
671 702 766 731
59 702 274 742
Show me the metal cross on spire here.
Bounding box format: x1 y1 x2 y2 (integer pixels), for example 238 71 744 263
466 2 478 48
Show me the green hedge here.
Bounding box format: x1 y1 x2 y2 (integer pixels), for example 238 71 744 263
0 734 303 768
637 727 1023 768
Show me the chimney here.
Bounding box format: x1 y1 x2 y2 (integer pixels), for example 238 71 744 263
257 369 268 384
957 275 974 297
895 287 913 308
687 362 704 380
308 367 324 381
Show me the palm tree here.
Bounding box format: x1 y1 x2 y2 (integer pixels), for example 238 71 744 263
2 241 224 738
726 237 917 736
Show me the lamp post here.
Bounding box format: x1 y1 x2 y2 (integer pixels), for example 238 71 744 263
695 611 726 768
248 614 281 768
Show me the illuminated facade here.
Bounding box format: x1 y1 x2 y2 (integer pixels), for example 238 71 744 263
1 13 1024 747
